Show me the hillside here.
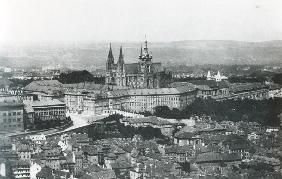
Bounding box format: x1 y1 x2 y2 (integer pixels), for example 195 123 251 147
1 40 282 69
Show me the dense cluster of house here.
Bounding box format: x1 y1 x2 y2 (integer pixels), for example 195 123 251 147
0 114 280 178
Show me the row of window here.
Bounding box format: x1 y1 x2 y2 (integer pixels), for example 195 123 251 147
3 124 22 128
35 111 65 116
3 118 21 123
2 111 22 116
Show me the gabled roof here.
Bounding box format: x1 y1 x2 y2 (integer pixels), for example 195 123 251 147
24 80 63 94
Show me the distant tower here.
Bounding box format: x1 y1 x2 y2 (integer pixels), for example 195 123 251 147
139 39 152 73
207 70 212 80
117 45 124 71
106 43 115 71
106 43 115 85
117 45 126 86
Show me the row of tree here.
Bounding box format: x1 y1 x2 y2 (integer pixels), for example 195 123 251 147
150 98 282 127
56 70 105 84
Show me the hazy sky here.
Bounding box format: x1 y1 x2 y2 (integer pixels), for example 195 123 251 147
1 0 282 44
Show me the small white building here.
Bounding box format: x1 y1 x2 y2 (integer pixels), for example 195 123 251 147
207 70 228 82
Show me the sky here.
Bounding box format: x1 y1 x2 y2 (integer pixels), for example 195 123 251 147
0 0 282 44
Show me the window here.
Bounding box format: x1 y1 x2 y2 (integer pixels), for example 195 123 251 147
2 113 6 116
17 118 21 122
13 112 16 116
17 112 21 115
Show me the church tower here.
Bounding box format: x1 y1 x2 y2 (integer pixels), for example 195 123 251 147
106 43 115 71
139 39 152 74
106 43 115 85
138 39 153 88
117 45 126 86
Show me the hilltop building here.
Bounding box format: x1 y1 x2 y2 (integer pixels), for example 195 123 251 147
106 40 171 89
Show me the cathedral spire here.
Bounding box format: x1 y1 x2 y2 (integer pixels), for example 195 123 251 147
118 45 124 65
107 43 114 71
144 34 148 54
108 43 114 59
140 44 143 57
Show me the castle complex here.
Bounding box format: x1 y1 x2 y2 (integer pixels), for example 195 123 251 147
106 40 169 89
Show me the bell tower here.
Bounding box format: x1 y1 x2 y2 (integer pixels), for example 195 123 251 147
117 45 126 86
139 38 152 74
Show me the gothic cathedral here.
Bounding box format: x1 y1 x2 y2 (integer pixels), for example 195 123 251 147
106 40 170 89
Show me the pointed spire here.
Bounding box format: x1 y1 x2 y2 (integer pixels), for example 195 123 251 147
108 43 114 59
144 34 148 53
140 44 143 56
107 43 114 71
119 45 123 59
118 45 124 65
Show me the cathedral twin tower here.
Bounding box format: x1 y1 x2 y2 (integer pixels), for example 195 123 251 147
106 40 166 89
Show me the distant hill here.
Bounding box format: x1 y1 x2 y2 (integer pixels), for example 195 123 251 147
1 40 282 69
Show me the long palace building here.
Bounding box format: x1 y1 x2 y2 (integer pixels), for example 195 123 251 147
106 40 171 88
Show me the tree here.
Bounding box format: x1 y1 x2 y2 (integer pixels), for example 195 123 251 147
57 70 105 84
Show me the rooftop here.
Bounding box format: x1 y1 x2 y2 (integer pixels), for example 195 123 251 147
195 152 241 163
24 99 65 107
123 116 172 126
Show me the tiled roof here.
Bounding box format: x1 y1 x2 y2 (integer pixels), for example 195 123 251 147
24 99 65 107
195 152 241 163
128 88 179 96
24 80 63 94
